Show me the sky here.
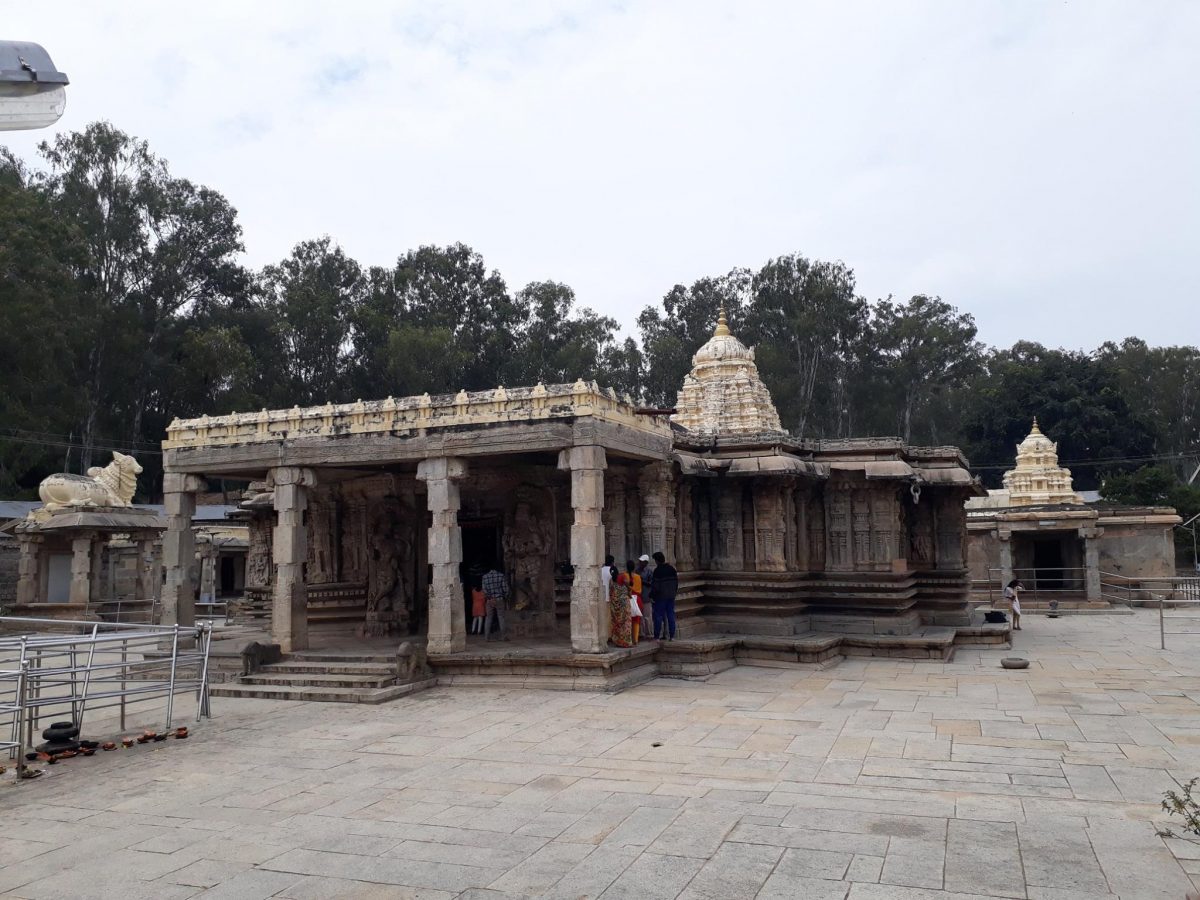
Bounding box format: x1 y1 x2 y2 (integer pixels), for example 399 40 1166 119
3 1 1198 350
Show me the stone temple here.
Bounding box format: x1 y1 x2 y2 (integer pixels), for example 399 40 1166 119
160 314 1001 687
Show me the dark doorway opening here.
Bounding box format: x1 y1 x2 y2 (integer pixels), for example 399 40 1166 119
460 518 503 630
219 556 236 595
1031 537 1065 589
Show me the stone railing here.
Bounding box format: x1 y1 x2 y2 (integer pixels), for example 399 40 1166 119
164 381 669 450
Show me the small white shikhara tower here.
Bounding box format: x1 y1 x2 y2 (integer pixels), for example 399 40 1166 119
671 308 785 438
1001 418 1082 506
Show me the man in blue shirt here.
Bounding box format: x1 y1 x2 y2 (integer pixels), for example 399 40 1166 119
482 563 510 642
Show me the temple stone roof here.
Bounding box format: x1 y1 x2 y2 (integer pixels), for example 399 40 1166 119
671 310 785 438
1000 418 1082 506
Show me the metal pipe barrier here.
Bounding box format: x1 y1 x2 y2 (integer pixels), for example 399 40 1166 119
1096 572 1200 650
983 567 1095 607
0 618 212 777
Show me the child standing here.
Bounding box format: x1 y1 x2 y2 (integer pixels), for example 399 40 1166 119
470 578 486 635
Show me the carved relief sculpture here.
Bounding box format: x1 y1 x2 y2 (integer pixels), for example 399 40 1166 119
361 495 416 637
503 488 554 612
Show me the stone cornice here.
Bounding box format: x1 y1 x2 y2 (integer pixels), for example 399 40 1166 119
163 381 669 451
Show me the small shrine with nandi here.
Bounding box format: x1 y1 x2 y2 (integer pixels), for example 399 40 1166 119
6 453 166 614
156 312 1000 687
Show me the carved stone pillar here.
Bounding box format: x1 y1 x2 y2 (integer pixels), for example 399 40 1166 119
807 490 826 572
68 535 93 606
135 535 158 604
714 482 744 570
869 487 900 568
676 482 697 569
558 446 607 653
603 473 627 564
270 466 316 652
997 530 1013 588
639 461 677 561
162 473 203 627
417 457 467 654
826 484 853 572
1082 528 1103 601
753 481 787 572
934 492 966 570
15 533 43 605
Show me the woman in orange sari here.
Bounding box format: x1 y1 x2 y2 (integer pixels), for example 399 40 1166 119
609 563 633 648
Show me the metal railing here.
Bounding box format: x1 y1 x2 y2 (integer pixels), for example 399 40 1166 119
982 567 1093 607
1096 572 1200 650
1 617 212 777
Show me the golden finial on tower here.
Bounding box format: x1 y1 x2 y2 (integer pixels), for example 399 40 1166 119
714 304 731 337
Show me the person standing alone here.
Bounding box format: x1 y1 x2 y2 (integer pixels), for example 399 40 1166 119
650 551 678 640
482 562 510 641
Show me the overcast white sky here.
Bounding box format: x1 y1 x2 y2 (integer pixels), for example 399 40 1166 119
4 1 1197 350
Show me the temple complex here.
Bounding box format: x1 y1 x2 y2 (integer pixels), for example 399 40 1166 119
158 315 997 688
967 420 1181 605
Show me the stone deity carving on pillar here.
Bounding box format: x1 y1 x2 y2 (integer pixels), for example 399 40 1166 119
906 495 936 569
503 487 554 612
361 495 417 637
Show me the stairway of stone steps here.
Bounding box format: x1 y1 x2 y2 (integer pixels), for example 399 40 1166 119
209 651 431 704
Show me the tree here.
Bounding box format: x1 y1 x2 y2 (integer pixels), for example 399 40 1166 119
259 237 362 406
509 281 621 387
746 255 867 437
960 342 1158 489
1098 338 1200 480
34 122 247 469
869 295 983 444
0 151 86 493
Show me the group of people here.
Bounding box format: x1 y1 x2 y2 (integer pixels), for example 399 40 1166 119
603 551 679 649
466 549 681 647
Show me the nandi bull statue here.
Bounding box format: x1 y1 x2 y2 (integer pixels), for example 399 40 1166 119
38 451 143 511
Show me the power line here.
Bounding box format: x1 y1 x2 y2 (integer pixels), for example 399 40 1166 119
0 432 163 457
971 450 1200 472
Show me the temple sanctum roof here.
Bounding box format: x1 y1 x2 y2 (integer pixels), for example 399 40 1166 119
1000 418 1082 506
670 309 785 438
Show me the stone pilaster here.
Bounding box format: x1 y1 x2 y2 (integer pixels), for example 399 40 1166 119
997 530 1013 588
417 457 468 654
270 466 317 652
1082 528 1103 601
638 461 677 560
135 536 158 604
15 534 43 605
68 535 93 606
752 481 787 572
934 492 966 570
559 446 607 653
603 474 627 564
161 473 204 627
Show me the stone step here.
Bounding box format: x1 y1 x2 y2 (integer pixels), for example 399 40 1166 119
240 672 396 688
210 679 434 704
259 660 397 676
290 651 399 664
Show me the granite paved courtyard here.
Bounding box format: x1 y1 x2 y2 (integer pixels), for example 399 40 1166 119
2 610 1199 900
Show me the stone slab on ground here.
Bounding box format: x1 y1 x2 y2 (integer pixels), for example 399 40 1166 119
0 610 1197 899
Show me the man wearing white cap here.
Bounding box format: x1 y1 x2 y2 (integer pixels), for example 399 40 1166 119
635 554 655 639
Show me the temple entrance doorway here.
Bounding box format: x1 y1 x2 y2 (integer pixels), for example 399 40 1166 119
460 517 503 627
1016 531 1084 593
